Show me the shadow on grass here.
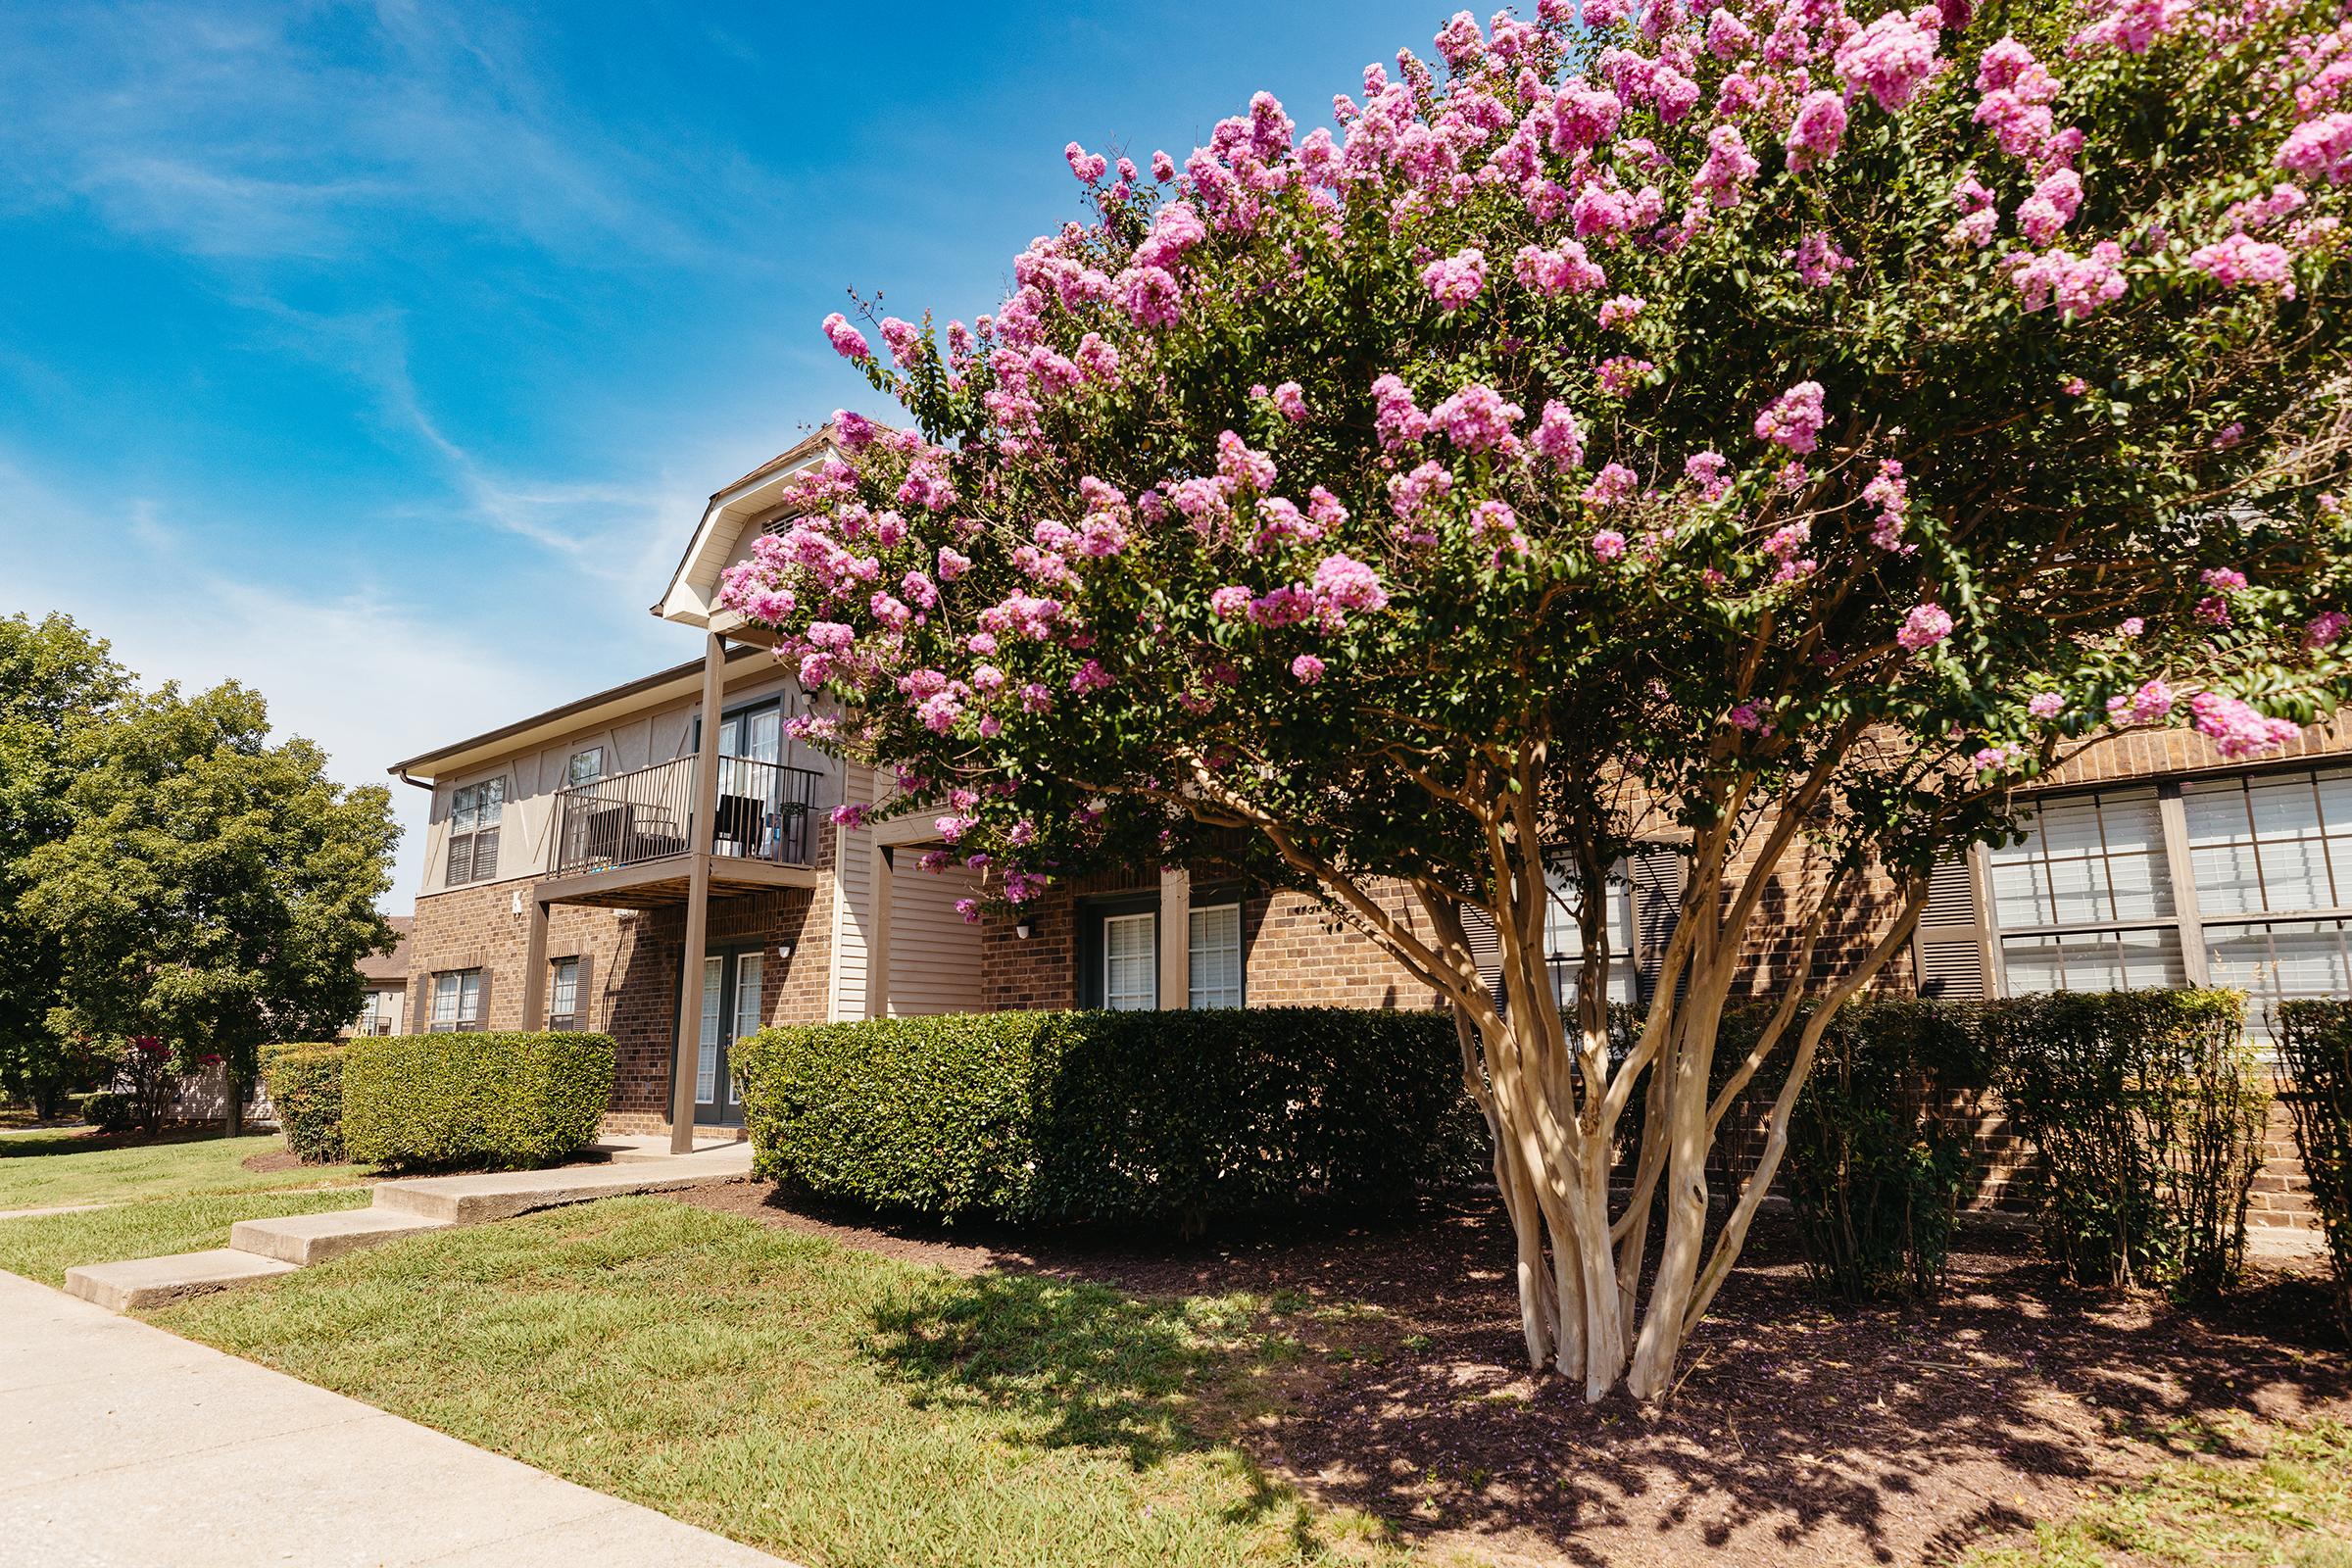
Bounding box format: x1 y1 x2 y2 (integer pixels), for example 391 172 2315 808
863 1268 1230 1470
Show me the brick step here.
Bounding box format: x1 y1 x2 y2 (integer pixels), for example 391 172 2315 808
65 1250 298 1313
229 1207 451 1265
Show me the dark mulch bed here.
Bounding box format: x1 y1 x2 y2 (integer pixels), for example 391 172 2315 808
673 1180 2352 1568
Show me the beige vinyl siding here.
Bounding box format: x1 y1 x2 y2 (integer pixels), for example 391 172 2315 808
831 763 876 1020
416 670 830 896
886 865 986 1016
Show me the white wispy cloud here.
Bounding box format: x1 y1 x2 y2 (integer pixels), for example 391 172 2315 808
0 0 798 273
0 450 592 907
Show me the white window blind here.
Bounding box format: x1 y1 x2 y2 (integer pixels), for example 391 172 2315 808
1103 912 1156 1011
1188 905 1243 1008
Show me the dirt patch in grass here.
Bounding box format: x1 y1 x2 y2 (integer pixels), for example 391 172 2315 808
672 1181 2352 1568
237 1148 307 1173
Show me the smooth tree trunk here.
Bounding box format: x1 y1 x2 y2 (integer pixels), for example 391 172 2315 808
1422 825 1931 1404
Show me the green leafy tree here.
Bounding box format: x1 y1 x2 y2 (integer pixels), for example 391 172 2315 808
24 681 400 1134
719 0 2352 1399
0 613 132 1116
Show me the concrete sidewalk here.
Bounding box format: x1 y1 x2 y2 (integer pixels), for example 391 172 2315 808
0 1270 796 1567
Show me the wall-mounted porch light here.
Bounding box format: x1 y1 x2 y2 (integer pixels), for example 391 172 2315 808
776 940 796 959
1014 920 1033 940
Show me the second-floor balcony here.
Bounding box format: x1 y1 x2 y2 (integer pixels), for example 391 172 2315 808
552 755 823 879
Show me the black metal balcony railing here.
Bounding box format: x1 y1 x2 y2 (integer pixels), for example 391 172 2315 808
552 756 822 877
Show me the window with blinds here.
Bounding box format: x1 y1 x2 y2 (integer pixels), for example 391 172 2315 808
1918 765 2352 1043
445 778 506 886
1188 904 1244 1008
1462 848 1685 1016
428 969 484 1033
1102 911 1157 1010
548 956 585 1030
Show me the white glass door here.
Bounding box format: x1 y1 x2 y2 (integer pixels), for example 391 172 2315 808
693 950 761 1125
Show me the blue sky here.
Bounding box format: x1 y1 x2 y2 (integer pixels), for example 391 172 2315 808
0 0 1445 902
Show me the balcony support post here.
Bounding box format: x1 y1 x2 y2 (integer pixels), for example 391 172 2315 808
521 896 550 1030
669 630 728 1152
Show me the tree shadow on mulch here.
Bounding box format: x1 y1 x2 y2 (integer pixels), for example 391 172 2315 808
676 1181 2352 1568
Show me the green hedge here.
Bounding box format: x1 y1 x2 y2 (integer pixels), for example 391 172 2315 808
1774 999 1992 1302
733 1007 1475 1232
1985 989 2266 1294
2278 1001 2352 1333
78 1089 135 1134
261 1043 347 1165
342 1032 615 1171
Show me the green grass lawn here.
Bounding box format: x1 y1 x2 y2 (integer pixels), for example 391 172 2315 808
0 1130 366 1211
1966 1418 2352 1568
154 1196 1412 1568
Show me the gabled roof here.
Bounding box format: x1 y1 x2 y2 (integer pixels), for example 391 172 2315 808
652 425 840 637
361 916 413 982
384 642 775 784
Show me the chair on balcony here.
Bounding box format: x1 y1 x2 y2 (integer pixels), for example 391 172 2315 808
712 793 766 858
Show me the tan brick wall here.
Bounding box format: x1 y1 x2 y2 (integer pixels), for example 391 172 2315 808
975 872 1440 1012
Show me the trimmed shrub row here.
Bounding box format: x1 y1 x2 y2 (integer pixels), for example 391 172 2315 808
733 1007 1477 1233
340 1032 615 1171
1774 999 1991 1302
261 1043 348 1164
1986 988 2266 1296
1680 990 2270 1303
2278 1001 2352 1333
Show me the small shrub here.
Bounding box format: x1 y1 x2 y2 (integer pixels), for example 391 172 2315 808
342 1032 614 1171
734 1007 1472 1232
2278 1001 2352 1335
261 1044 347 1165
1775 998 1990 1302
79 1090 136 1134
1988 989 2266 1294
114 1036 180 1134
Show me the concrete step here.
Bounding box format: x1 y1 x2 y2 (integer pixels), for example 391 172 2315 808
372 1142 755 1226
229 1206 450 1265
66 1249 298 1313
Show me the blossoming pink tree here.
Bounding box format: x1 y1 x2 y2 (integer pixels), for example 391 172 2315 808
724 0 2352 1400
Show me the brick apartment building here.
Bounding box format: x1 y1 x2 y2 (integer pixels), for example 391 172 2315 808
390 430 2352 1227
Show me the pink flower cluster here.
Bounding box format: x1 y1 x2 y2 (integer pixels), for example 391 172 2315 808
1974 38 2079 172
1790 230 1857 286
1863 460 1912 551
1594 356 1654 397
1834 8 1943 113
1690 124 1761 208
2189 232 2294 290
2010 243 2127 320
2278 113 2352 184
1785 90 1848 172
2189 692 2302 759
822 312 869 360
1429 383 1524 453
1596 294 1645 328
2108 679 2174 724
1512 241 1607 295
1422 247 1489 309
1753 381 1828 455
1372 373 1430 450
1533 401 1586 470
1898 603 1954 654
